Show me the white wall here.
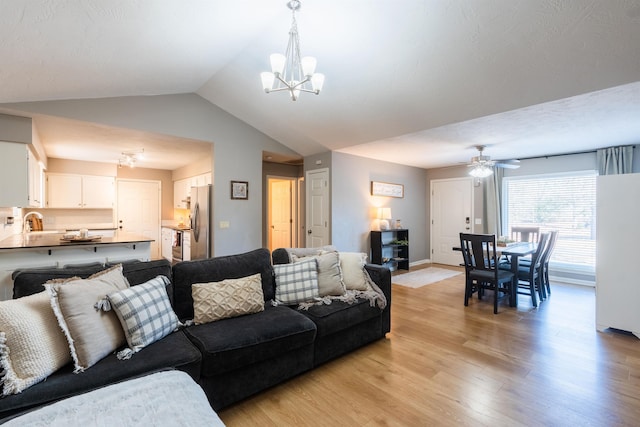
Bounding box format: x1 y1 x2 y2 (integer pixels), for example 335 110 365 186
2 94 300 257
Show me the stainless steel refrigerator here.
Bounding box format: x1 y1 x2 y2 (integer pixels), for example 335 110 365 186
189 185 211 260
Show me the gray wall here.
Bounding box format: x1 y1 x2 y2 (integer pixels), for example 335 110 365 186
331 152 428 263
425 148 640 256
2 94 300 257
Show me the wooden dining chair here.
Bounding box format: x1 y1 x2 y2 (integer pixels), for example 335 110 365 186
510 226 540 243
459 233 515 314
500 232 549 307
520 230 558 298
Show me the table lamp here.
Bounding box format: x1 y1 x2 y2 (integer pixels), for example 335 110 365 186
378 207 392 230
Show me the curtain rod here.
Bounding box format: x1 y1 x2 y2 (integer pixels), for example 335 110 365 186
514 144 635 162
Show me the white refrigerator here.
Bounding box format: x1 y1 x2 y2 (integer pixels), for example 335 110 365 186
189 185 211 260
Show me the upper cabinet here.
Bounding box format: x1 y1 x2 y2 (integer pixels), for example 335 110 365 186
174 173 211 209
46 173 115 209
0 141 37 208
27 148 43 208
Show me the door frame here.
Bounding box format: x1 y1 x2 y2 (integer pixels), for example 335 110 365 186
116 178 162 260
430 177 474 265
305 168 330 248
266 175 299 251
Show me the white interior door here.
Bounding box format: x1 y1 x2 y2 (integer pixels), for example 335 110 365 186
117 179 161 259
431 177 474 265
306 168 329 248
268 177 293 251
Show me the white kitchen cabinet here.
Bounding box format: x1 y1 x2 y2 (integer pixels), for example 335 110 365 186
27 148 43 208
174 174 211 209
0 141 40 208
47 173 115 208
174 179 190 209
182 231 191 261
161 227 173 261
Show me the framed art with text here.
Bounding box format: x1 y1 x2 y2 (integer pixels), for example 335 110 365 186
371 181 404 198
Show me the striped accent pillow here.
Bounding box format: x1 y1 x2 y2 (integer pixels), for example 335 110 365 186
274 258 319 305
107 275 179 359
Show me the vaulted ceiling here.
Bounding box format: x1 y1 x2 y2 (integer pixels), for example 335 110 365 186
1 0 639 170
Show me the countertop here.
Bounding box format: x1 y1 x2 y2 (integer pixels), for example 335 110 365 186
0 231 153 250
162 225 191 231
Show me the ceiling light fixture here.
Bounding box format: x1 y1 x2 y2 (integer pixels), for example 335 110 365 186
119 149 144 168
260 0 325 101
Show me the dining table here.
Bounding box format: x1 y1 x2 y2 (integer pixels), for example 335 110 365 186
452 242 537 307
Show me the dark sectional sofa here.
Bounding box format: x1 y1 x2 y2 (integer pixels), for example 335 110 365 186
0 247 391 421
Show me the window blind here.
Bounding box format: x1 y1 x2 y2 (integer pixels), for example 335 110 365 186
503 171 596 273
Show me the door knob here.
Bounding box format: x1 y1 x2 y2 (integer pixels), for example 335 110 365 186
307 229 312 235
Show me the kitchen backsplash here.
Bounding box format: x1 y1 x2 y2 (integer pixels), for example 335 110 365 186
0 207 21 241
22 208 115 231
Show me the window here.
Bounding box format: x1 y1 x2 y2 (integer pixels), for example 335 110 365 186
503 171 596 274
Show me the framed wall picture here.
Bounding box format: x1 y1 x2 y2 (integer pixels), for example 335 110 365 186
371 181 404 198
231 181 248 200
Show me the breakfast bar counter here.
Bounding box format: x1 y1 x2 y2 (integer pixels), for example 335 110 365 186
0 231 153 301
0 231 152 251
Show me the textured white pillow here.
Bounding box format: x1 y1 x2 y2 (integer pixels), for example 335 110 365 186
192 273 265 325
106 275 179 360
46 264 129 372
0 291 72 396
294 251 346 297
274 258 319 305
339 252 369 291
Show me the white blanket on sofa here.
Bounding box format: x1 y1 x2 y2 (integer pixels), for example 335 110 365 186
4 370 224 427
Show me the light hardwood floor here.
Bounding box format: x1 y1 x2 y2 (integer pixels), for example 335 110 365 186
218 265 640 426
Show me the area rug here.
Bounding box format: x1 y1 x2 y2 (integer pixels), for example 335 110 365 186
392 267 461 288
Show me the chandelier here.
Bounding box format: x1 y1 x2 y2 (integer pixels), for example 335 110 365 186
260 0 325 101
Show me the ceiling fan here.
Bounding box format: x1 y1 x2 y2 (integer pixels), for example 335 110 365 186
467 145 520 177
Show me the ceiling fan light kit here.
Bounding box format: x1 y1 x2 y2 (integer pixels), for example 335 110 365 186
260 0 325 101
467 145 520 178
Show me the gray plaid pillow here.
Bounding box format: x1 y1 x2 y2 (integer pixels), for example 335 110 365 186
106 275 179 359
274 258 319 305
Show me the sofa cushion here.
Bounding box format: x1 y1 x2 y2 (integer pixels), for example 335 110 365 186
297 299 383 338
173 248 275 320
0 330 202 420
12 259 172 300
184 305 316 377
0 291 71 396
106 276 179 359
192 273 265 325
274 258 320 304
46 264 129 372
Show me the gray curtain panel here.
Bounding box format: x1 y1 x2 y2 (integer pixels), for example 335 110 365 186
597 145 634 175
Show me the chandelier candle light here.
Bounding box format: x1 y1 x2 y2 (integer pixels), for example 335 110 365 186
260 0 325 101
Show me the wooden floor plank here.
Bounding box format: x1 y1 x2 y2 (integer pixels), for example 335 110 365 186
218 265 640 426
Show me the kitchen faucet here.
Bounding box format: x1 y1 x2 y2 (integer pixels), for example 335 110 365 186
23 211 44 234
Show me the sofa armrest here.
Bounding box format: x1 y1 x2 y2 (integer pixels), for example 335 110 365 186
364 263 391 335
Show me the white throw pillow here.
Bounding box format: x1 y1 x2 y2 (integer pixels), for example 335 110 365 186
46 264 129 372
274 258 319 304
192 273 265 325
339 252 369 291
0 291 72 396
294 251 346 297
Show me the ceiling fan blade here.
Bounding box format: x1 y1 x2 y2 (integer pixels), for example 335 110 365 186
495 160 520 169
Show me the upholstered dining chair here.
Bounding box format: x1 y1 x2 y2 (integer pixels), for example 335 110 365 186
500 232 550 308
459 233 515 314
